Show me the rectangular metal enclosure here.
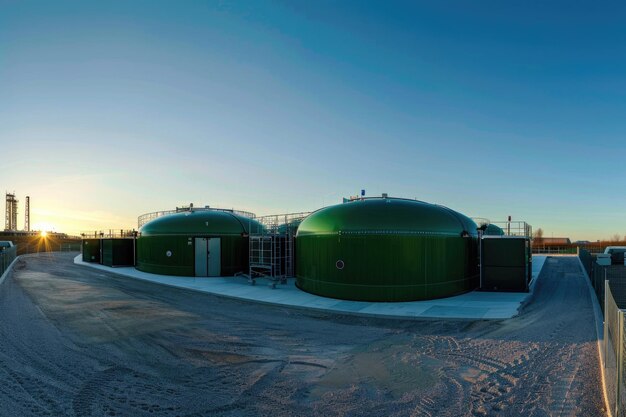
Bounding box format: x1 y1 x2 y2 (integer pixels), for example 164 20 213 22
82 239 101 263
480 236 530 292
194 237 221 277
101 239 135 267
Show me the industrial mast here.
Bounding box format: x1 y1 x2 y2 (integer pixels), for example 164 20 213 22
25 196 30 232
5 193 18 231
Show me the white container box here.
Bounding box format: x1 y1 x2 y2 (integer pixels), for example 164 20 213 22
596 253 611 266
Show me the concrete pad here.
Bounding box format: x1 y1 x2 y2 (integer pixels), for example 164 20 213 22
422 305 489 319
73 254 550 320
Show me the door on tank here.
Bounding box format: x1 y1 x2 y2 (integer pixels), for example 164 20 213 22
194 237 221 277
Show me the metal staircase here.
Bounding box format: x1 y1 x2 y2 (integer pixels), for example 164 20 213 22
247 212 310 287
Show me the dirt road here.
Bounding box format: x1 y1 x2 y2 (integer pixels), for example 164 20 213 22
0 253 606 416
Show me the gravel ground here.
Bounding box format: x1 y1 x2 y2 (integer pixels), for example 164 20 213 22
0 253 606 417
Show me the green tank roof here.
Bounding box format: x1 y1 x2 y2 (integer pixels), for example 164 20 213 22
140 210 262 236
484 223 505 236
297 198 478 237
277 218 304 235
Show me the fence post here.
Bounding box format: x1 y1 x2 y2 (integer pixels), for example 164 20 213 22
618 311 624 417
607 280 610 369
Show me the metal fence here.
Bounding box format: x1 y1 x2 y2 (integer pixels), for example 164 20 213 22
489 221 533 237
60 243 82 251
581 247 626 314
0 246 17 277
593 265 607 314
537 244 620 255
531 246 578 254
17 242 81 255
81 230 137 239
603 279 626 416
580 248 626 415
582 245 613 254
580 248 595 276
590 264 626 315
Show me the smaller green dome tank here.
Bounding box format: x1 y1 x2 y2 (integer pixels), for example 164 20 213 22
277 218 304 235
137 210 263 276
483 223 505 236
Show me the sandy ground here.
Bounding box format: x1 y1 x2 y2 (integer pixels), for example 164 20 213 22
0 253 606 417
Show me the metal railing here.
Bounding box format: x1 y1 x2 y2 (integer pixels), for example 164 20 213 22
254 212 312 230
137 206 257 228
81 230 137 239
247 212 312 286
0 246 17 277
490 221 532 237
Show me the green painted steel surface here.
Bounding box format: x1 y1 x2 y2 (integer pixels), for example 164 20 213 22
136 235 248 276
484 223 505 236
136 211 261 276
82 239 101 263
140 210 262 236
296 198 479 301
102 239 135 267
297 198 477 237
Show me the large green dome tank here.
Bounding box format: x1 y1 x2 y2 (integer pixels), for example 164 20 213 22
295 198 479 301
137 210 263 276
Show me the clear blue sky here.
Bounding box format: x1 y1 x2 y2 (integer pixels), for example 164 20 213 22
1 1 625 240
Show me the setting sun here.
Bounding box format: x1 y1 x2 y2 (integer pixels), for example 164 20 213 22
33 222 56 234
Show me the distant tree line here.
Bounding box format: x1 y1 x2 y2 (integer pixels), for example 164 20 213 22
532 227 626 243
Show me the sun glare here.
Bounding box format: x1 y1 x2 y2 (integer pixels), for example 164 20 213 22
33 222 56 236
